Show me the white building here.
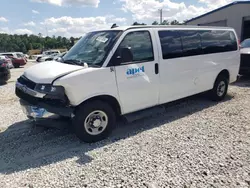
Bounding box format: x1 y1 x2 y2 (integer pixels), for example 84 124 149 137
186 1 250 41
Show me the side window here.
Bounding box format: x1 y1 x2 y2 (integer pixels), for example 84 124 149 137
118 31 154 63
200 30 237 54
158 30 183 59
217 30 237 51
16 53 22 58
180 30 202 56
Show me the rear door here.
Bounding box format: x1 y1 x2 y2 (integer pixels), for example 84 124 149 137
109 29 160 114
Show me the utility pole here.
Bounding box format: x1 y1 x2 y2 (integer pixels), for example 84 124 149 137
159 9 163 24
46 26 48 37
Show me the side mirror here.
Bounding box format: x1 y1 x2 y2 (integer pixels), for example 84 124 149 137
117 47 133 64
57 57 63 62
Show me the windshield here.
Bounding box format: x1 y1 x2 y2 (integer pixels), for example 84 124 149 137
241 39 250 48
63 30 122 67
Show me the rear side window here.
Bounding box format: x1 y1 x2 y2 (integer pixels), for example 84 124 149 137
200 30 237 54
180 30 202 57
158 29 238 59
158 30 183 59
119 31 154 62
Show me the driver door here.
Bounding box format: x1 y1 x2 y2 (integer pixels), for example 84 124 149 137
110 29 160 114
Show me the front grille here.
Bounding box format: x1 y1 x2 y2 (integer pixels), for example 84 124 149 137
240 54 250 68
17 76 36 90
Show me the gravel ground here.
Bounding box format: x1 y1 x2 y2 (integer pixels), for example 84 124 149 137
0 66 250 188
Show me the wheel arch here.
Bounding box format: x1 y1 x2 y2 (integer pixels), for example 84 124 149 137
214 69 230 85
76 95 122 116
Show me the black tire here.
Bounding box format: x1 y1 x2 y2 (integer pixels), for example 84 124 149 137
14 63 20 68
36 57 42 62
73 100 116 143
209 75 229 101
27 115 34 120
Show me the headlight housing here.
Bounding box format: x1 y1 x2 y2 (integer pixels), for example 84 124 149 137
35 84 65 95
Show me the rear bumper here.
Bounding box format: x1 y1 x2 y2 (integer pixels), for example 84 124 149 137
13 61 26 66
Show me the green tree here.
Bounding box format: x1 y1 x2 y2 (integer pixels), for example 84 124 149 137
70 37 75 47
28 43 33 50
161 20 169 25
0 33 75 53
170 20 180 25
152 21 159 25
132 22 146 25
19 42 27 53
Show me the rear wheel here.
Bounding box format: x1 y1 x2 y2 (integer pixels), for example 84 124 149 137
209 75 229 101
73 100 116 143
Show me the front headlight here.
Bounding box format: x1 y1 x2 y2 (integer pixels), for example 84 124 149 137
35 84 64 95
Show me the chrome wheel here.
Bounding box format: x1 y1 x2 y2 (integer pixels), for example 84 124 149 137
84 110 108 136
217 81 226 97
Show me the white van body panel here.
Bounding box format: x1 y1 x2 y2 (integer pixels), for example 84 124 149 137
54 67 120 108
23 61 84 83
158 51 239 104
106 28 160 114
154 28 240 104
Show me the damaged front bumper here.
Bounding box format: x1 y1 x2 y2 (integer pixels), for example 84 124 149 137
16 80 74 119
20 99 58 119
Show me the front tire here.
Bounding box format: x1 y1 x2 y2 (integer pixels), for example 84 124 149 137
73 100 116 143
209 75 229 101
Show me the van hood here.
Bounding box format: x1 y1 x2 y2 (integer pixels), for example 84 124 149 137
240 48 250 54
23 61 84 83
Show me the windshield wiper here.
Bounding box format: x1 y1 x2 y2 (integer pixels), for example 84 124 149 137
62 59 85 66
62 58 101 68
88 64 101 68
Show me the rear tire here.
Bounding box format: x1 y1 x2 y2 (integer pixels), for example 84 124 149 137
209 75 229 101
73 100 116 143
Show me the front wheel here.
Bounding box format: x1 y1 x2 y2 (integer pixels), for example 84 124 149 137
73 100 116 143
209 75 229 101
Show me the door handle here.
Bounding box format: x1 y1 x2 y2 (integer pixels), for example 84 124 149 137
155 63 159 74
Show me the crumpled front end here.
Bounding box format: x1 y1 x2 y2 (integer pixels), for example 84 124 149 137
15 75 74 119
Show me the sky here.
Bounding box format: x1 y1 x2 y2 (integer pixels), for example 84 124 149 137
0 0 244 37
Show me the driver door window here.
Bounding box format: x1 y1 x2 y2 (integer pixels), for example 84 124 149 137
117 31 154 64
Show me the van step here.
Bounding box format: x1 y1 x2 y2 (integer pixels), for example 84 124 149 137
124 106 166 123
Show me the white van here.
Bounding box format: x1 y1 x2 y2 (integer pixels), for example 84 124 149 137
15 25 240 142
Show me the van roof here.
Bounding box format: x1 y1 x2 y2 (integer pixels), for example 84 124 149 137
109 25 234 31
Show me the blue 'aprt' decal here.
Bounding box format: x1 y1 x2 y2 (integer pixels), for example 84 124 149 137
126 66 145 75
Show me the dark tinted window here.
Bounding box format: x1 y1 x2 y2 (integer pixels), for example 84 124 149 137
180 31 202 56
119 31 154 62
200 30 237 54
240 38 250 48
159 31 183 59
2 54 13 56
